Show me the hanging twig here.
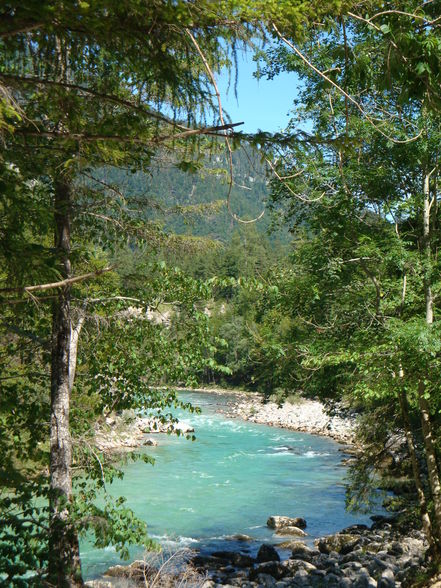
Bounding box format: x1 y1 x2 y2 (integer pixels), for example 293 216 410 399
265 157 326 203
186 29 265 224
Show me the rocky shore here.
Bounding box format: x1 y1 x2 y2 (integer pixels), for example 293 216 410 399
191 515 428 588
86 514 428 588
93 389 357 452
94 414 194 452
219 394 357 445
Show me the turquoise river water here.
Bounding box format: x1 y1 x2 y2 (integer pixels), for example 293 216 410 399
82 392 378 580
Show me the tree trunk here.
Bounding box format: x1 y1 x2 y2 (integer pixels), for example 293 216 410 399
423 171 434 324
69 305 86 393
48 179 83 587
419 385 441 547
398 388 436 554
418 168 441 553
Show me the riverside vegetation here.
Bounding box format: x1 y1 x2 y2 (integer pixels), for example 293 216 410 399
2 1 441 587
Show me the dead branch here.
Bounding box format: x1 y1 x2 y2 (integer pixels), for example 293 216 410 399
0 23 43 38
15 122 244 145
348 12 402 55
0 267 114 295
0 73 189 130
368 8 441 26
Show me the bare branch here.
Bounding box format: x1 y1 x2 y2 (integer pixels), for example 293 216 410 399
0 267 114 295
80 171 127 204
0 73 188 129
265 157 326 203
0 23 43 38
368 9 440 25
75 296 144 305
156 122 244 143
348 12 402 55
15 122 243 145
186 29 265 225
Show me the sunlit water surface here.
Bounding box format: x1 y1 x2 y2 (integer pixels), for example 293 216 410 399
82 392 377 579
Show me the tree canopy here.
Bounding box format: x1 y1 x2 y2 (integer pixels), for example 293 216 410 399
3 0 441 585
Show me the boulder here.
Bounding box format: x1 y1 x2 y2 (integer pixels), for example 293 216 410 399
284 559 317 574
278 539 307 549
227 534 253 542
267 515 307 530
212 551 255 567
322 573 343 586
137 417 155 433
143 438 158 446
315 533 361 555
253 573 277 587
337 579 355 588
191 554 224 568
257 544 280 563
370 515 397 530
365 556 390 576
352 568 377 588
387 541 404 556
341 524 369 534
249 562 288 581
174 421 195 433
291 568 311 586
105 560 154 580
377 569 396 588
274 526 307 537
290 543 316 562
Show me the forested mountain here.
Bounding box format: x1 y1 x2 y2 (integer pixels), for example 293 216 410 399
96 146 280 243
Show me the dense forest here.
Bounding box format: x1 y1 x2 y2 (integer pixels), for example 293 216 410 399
98 147 276 241
2 1 441 586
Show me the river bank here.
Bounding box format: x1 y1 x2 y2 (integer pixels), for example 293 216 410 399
87 390 430 587
86 515 429 587
218 393 357 445
176 387 357 444
94 388 357 452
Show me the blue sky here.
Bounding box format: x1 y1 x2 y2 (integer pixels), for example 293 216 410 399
217 51 300 134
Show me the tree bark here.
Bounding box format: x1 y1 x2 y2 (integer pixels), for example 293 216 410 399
398 388 435 553
48 179 83 586
423 171 434 324
419 385 441 548
69 305 86 393
418 168 441 553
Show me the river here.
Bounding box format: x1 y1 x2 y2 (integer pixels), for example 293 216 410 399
82 391 378 580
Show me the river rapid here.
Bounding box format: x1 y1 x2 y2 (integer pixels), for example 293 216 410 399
82 391 378 581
